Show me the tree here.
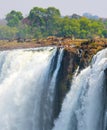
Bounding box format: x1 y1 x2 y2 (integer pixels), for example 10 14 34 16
28 7 47 27
16 23 32 39
28 7 61 37
102 29 107 38
57 17 80 38
6 10 23 27
0 25 18 40
3 7 107 39
45 7 61 35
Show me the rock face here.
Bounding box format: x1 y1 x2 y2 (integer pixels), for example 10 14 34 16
54 42 107 120
53 48 88 119
53 49 79 119
104 68 107 88
0 37 106 120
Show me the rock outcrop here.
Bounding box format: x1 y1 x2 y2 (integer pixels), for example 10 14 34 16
0 37 106 120
53 38 107 120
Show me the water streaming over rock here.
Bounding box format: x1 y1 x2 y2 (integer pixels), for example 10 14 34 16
0 47 63 130
0 46 107 130
52 48 107 130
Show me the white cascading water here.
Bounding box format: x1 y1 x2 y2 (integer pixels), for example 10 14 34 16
53 48 107 130
0 47 63 130
41 49 64 130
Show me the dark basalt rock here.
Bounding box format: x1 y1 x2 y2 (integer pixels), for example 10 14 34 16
53 48 88 119
53 46 107 120
104 68 107 87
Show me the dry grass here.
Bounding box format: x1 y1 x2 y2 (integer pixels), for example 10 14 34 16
0 37 106 53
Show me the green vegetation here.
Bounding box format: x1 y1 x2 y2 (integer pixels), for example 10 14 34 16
6 10 23 27
0 7 107 40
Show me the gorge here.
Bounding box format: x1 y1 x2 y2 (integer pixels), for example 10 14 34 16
0 46 106 130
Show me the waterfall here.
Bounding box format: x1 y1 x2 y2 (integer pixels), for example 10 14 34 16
52 48 107 130
0 46 107 130
41 48 64 130
0 47 63 130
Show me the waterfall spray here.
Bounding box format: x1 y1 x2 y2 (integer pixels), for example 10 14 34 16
53 48 107 130
0 47 63 130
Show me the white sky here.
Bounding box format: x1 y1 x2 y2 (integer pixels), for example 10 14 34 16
0 0 107 18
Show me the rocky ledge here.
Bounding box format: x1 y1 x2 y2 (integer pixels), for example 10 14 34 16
49 37 107 119
0 37 107 120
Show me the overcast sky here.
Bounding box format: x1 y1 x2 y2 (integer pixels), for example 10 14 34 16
0 0 107 18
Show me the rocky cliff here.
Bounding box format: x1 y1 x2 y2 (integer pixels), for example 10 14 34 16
0 37 106 120
53 38 107 119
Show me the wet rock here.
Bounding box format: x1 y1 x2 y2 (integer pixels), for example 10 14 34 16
104 68 107 87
